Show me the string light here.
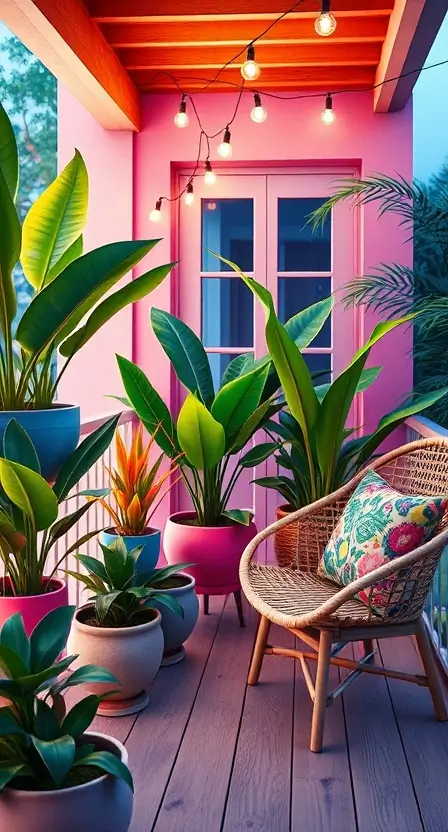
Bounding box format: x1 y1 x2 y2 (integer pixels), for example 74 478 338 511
321 93 336 124
204 160 217 185
241 44 261 81
250 92 268 123
315 0 337 36
217 127 233 159
174 95 189 127
184 182 194 206
149 199 162 222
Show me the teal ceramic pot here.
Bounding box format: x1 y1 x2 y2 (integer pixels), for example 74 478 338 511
150 573 199 665
0 405 80 482
99 528 161 573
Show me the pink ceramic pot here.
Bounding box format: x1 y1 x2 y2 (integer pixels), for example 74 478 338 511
163 512 257 595
0 578 69 635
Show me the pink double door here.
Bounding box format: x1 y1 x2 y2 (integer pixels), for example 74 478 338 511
178 169 357 557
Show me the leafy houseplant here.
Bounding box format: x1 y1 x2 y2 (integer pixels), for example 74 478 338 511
0 414 118 632
0 606 134 832
67 539 189 713
0 102 173 478
99 424 181 572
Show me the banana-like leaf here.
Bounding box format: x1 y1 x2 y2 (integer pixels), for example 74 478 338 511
0 102 18 201
2 418 40 473
45 234 83 285
239 442 278 467
21 150 88 290
177 394 225 470
0 459 58 531
116 355 177 458
284 295 334 349
52 414 120 502
315 365 382 403
29 606 76 673
0 165 20 329
211 363 269 440
151 308 215 407
230 400 282 453
60 263 174 357
17 240 161 357
221 354 255 386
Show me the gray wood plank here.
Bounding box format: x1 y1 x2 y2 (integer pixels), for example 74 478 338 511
343 641 423 832
222 624 295 832
379 635 448 832
292 646 356 832
152 597 258 832
126 594 226 832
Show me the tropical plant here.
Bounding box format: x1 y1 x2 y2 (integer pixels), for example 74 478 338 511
310 171 448 425
67 538 189 628
0 415 118 596
0 101 173 410
0 605 133 792
219 255 448 508
100 424 181 535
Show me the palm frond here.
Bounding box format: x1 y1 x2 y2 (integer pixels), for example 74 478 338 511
342 263 415 318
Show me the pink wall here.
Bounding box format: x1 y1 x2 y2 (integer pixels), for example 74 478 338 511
133 91 413 443
58 85 134 421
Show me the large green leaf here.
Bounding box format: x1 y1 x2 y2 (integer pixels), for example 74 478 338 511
52 414 119 502
284 295 334 349
17 240 160 357
239 442 278 468
151 308 215 406
315 365 382 403
0 163 20 330
0 644 29 679
21 150 88 290
221 354 255 386
0 460 58 531
60 263 174 357
177 394 225 470
62 695 103 737
51 665 119 695
73 750 133 792
230 401 282 453
0 613 30 670
0 764 32 790
0 102 18 201
32 735 76 787
45 234 83 284
29 606 76 674
116 355 177 458
211 364 269 440
2 419 40 473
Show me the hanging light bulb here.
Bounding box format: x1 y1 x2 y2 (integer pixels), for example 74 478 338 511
184 181 194 206
321 94 336 124
315 0 337 36
204 160 217 185
250 92 267 123
217 127 233 159
241 44 261 81
174 95 189 128
149 199 162 222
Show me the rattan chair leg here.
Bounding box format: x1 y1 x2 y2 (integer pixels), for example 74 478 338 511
363 639 374 658
310 629 333 753
415 617 448 721
248 615 271 686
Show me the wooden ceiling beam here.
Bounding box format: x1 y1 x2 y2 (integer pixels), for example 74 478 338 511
102 17 389 47
2 0 140 130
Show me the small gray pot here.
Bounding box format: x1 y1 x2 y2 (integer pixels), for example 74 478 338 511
151 572 199 665
0 731 133 832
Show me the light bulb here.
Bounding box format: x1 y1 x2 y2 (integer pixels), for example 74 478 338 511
315 11 337 36
174 97 189 128
204 160 217 185
184 182 194 206
241 44 261 81
217 127 232 159
321 94 336 124
149 199 162 222
250 92 267 123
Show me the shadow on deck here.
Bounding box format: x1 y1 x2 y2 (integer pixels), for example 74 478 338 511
92 596 448 832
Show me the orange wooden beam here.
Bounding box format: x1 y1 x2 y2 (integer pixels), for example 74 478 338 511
2 0 140 130
374 0 448 112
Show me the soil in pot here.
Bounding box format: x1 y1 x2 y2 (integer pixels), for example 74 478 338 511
156 575 191 590
77 606 158 629
173 515 235 528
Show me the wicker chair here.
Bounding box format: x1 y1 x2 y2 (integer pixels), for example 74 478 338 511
240 438 448 753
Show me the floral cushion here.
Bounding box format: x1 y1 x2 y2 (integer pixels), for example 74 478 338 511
318 470 447 615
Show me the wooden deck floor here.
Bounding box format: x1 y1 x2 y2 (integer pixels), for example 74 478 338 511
92 596 448 832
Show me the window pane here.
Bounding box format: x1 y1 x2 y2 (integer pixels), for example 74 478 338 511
305 352 332 385
278 277 331 347
202 199 254 272
202 278 254 347
207 353 249 393
278 198 331 272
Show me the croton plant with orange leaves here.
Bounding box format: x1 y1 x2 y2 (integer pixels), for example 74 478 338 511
102 425 180 535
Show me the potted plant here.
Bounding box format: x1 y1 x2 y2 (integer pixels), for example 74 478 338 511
67 539 188 714
99 423 181 572
0 415 118 632
221 256 448 567
0 102 173 479
139 563 198 666
0 606 134 832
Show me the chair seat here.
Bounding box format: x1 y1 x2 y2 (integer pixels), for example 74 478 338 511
244 564 385 628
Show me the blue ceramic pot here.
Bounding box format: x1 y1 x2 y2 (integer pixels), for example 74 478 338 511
99 528 161 573
0 404 80 481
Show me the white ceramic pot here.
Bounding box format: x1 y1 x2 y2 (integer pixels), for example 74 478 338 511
0 732 133 832
67 605 164 715
150 573 199 665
